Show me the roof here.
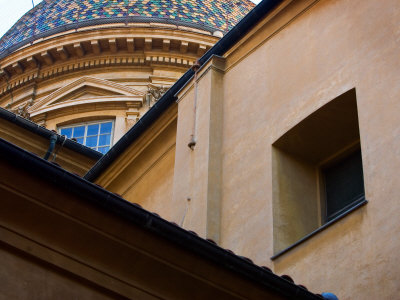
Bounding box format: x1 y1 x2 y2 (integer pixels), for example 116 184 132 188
0 107 102 160
0 136 324 300
0 0 254 56
84 0 283 182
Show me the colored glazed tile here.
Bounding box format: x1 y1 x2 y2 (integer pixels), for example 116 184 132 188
0 0 255 53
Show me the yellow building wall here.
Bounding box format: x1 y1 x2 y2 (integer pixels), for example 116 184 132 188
172 57 225 241
0 118 97 175
0 246 118 300
173 0 400 299
96 105 178 216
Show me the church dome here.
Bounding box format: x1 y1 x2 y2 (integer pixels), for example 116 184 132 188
0 0 255 56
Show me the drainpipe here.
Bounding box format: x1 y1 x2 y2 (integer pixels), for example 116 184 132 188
44 133 58 160
188 60 201 149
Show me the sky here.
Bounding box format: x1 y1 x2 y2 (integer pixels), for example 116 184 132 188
0 0 262 39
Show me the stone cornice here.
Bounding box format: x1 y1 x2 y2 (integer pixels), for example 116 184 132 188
0 17 219 60
30 96 143 117
0 27 217 73
30 76 144 111
0 26 218 102
0 53 196 97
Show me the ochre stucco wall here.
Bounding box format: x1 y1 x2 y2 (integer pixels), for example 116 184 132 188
0 118 97 175
172 57 225 240
173 0 400 299
0 246 118 300
98 106 178 216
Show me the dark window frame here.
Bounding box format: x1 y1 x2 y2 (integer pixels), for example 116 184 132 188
319 145 365 223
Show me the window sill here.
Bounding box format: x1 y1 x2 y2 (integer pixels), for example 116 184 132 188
271 198 368 260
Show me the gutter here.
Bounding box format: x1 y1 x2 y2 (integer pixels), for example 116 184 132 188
0 107 102 160
84 0 284 182
0 137 323 300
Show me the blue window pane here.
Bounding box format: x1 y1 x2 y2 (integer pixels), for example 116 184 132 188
60 128 72 138
73 126 85 138
98 146 110 154
76 137 84 144
100 122 112 134
86 136 98 147
87 124 99 136
98 134 111 146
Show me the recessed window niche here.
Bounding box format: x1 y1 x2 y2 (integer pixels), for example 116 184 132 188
272 88 365 254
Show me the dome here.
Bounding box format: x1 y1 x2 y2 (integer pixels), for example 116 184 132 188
0 0 255 56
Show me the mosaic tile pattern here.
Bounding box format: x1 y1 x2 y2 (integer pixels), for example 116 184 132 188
0 0 255 54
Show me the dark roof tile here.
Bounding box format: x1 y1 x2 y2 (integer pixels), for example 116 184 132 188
281 275 295 283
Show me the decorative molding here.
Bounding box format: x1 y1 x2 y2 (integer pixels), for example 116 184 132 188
34 112 47 127
1 32 215 79
0 25 217 97
30 76 144 112
10 100 32 120
126 111 140 129
30 96 143 117
0 54 196 97
146 83 169 106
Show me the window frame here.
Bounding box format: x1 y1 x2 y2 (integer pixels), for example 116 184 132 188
58 119 114 153
319 145 366 224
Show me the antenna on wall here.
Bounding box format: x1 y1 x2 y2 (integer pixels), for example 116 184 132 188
32 0 35 8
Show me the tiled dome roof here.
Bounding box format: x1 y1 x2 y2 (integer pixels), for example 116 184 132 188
0 0 255 56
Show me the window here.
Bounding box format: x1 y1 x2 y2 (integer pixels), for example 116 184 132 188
322 149 365 222
59 120 113 154
272 89 366 255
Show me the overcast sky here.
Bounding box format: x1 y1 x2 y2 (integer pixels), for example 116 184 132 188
0 0 262 39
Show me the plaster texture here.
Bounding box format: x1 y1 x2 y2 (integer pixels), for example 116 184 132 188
171 0 400 298
2 0 398 298
0 246 119 300
96 105 178 220
172 58 225 239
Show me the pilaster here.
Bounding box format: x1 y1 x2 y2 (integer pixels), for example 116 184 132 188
173 56 225 242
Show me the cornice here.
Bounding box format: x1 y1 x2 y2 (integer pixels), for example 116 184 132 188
0 26 218 102
30 76 144 111
0 27 217 73
0 17 219 60
176 55 226 103
30 102 132 124
0 53 197 98
30 96 143 117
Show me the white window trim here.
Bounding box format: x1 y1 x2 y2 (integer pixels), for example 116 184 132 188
58 119 114 152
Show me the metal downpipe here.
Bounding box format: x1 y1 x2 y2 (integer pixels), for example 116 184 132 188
43 134 57 160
